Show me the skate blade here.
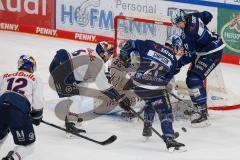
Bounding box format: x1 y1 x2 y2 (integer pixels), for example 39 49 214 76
168 146 187 153
191 120 211 128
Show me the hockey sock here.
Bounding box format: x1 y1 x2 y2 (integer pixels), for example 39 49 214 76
159 113 174 137
186 74 207 106
188 87 207 106
144 106 155 123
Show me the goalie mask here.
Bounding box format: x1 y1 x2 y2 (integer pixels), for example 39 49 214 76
18 55 37 73
96 41 114 62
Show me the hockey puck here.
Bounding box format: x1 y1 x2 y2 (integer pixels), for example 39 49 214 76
181 127 187 132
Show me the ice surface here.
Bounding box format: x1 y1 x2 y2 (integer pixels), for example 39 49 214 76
0 31 240 160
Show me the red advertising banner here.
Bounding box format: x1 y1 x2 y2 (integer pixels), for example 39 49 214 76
0 0 55 28
0 22 114 43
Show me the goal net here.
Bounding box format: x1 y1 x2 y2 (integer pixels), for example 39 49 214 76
112 15 240 112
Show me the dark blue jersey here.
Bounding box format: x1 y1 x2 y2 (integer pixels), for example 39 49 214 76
179 11 224 66
120 40 177 88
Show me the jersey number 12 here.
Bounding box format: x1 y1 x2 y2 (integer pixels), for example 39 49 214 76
7 78 28 95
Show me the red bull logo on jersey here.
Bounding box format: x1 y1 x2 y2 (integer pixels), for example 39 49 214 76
3 71 36 81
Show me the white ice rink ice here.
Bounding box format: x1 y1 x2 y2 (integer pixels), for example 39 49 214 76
0 30 240 160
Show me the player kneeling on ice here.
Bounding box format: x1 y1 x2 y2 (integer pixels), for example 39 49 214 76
118 37 185 151
171 10 225 127
0 55 44 160
49 42 132 134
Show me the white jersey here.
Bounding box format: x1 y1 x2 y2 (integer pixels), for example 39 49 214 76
0 70 45 111
68 48 112 91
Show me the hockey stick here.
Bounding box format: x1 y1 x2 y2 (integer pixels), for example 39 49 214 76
168 92 193 109
168 92 200 115
128 107 164 141
41 120 117 146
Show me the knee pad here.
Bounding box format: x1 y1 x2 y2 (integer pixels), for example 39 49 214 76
56 49 69 58
49 49 70 74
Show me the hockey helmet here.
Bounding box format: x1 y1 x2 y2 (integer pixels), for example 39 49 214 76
18 55 37 73
171 9 186 25
96 41 114 59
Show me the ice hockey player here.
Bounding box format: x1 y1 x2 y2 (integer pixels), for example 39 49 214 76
49 42 132 133
95 41 136 119
171 10 225 127
118 37 185 151
0 55 44 160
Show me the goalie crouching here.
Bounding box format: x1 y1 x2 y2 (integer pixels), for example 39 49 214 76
118 36 185 151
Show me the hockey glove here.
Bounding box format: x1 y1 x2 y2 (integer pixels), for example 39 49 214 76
30 109 43 126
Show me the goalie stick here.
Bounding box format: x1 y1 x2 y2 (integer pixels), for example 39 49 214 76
41 120 117 146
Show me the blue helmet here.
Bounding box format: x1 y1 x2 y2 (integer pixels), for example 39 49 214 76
18 55 37 73
165 34 183 52
171 9 186 25
96 41 114 59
